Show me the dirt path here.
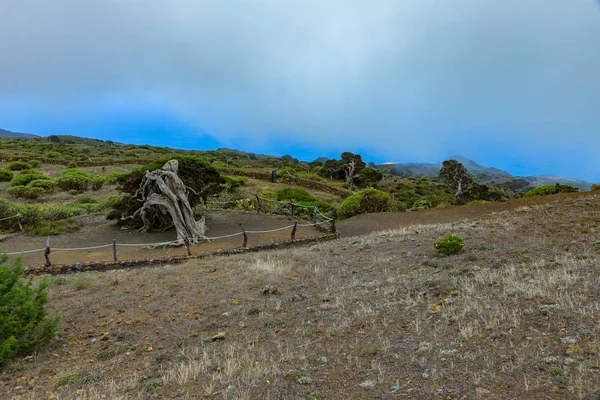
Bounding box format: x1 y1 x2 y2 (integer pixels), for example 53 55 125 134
0 210 323 267
337 191 594 237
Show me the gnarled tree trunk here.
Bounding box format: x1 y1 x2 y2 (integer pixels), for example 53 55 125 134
124 159 207 244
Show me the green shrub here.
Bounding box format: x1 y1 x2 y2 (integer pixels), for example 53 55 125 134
6 186 45 200
104 172 124 184
0 255 58 365
259 189 277 200
7 161 31 171
28 160 42 168
591 184 600 192
434 234 465 255
9 171 49 187
27 179 57 194
0 168 14 182
91 176 104 191
297 172 325 181
337 188 390 220
55 168 95 191
523 183 579 198
277 188 315 203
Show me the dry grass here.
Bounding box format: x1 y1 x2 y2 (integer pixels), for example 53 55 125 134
2 193 600 399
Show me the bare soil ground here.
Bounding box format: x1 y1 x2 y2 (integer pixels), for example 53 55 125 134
2 192 600 399
0 211 322 267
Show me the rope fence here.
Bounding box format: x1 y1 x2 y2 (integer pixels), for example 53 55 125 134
2 193 337 267
3 216 336 267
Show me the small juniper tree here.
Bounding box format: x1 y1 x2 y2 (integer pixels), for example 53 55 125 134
0 254 58 365
439 160 473 204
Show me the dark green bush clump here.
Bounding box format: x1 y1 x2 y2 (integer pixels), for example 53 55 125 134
9 171 49 187
0 255 58 365
434 234 465 255
337 188 390 219
523 183 579 198
0 168 14 182
591 184 600 192
7 161 31 171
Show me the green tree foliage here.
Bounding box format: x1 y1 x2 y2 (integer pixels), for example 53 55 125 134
591 184 600 192
0 168 14 182
0 255 58 365
434 234 465 255
109 156 224 227
340 152 366 183
358 167 383 188
337 188 390 219
439 160 473 204
523 183 579 198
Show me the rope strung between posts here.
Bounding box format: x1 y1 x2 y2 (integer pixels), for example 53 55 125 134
6 248 46 255
245 224 297 234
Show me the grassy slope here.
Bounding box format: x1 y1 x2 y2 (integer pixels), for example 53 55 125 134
1 192 599 399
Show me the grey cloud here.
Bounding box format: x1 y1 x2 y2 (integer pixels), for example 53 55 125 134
1 0 599 178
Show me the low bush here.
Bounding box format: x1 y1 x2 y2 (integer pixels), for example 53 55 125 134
7 161 31 171
28 160 42 168
0 168 14 182
523 183 579 198
55 168 96 191
6 186 45 200
337 188 390 220
297 172 325 182
104 172 124 184
434 234 465 256
9 171 49 187
591 184 600 192
0 255 58 365
28 179 57 194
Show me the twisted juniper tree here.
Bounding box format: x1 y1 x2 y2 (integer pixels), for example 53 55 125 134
109 156 224 243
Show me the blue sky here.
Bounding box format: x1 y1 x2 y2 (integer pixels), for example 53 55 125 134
1 1 599 181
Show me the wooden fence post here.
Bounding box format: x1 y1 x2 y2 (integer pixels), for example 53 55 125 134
291 222 297 241
255 194 261 214
17 213 24 233
44 237 51 267
240 223 248 248
331 208 337 234
113 239 117 262
289 200 295 220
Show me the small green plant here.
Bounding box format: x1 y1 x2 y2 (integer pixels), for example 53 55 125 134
434 234 465 255
523 183 579 198
0 255 58 365
0 168 14 182
28 160 42 168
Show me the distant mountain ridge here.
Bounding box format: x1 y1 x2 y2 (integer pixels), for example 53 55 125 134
378 156 590 191
0 128 39 139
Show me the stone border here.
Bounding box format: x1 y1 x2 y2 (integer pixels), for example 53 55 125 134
23 233 340 276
